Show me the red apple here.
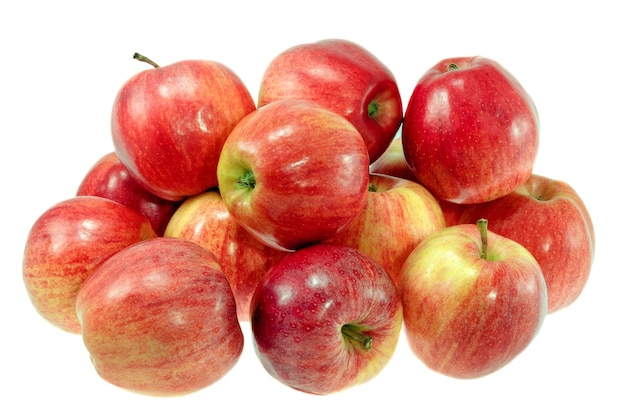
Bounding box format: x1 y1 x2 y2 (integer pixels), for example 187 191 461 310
111 53 256 201
75 237 243 396
369 134 416 181
402 56 540 204
250 243 403 395
325 173 446 285
22 196 157 333
216 99 370 251
458 174 595 313
76 151 180 236
398 219 547 379
164 189 286 321
258 38 403 163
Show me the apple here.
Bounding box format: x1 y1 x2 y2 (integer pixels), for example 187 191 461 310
402 56 540 204
458 174 595 313
369 134 416 181
258 38 403 163
250 243 403 395
76 151 180 236
398 219 547 379
111 53 256 201
164 189 287 321
216 99 370 251
325 173 446 285
22 196 157 333
75 237 244 396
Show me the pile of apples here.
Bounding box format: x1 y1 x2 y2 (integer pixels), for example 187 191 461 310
22 39 595 396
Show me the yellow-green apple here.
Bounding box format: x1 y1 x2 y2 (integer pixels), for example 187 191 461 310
402 56 540 204
111 53 256 201
75 237 244 396
250 243 403 395
369 135 469 226
217 99 370 251
458 174 595 313
398 219 547 379
22 196 156 333
164 189 286 321
77 152 180 236
258 38 403 163
325 173 446 285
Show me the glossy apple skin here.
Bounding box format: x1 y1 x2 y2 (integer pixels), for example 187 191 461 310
398 223 547 379
325 173 445 285
250 243 403 395
459 174 595 313
111 58 256 201
217 99 370 251
402 56 540 204
22 196 157 333
164 190 286 321
369 136 469 226
258 38 403 163
77 152 180 236
76 237 244 397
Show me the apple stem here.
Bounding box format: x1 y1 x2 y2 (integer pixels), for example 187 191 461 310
477 218 488 260
133 52 160 69
237 170 256 190
367 101 380 118
341 324 372 351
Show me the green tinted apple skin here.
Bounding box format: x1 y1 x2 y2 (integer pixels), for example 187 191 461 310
217 99 370 252
459 174 595 313
258 38 403 163
398 223 547 379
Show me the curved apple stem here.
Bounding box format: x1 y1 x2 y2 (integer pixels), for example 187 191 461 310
477 218 488 260
133 52 160 69
341 324 372 351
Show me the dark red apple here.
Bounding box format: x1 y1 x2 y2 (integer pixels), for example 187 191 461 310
250 243 403 394
77 152 179 236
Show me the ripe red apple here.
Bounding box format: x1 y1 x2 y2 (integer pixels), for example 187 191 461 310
111 53 256 201
22 196 157 333
398 219 547 379
325 173 446 285
258 38 403 163
75 237 244 396
402 56 540 204
250 243 403 395
216 99 370 251
369 135 416 181
458 174 595 313
77 151 180 236
164 189 286 321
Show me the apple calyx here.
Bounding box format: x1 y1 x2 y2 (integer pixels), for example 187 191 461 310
133 52 160 69
341 323 373 351
236 170 256 191
478 218 489 260
368 183 377 192
367 100 381 119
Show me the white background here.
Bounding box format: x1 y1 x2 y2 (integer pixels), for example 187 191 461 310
2 1 624 416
